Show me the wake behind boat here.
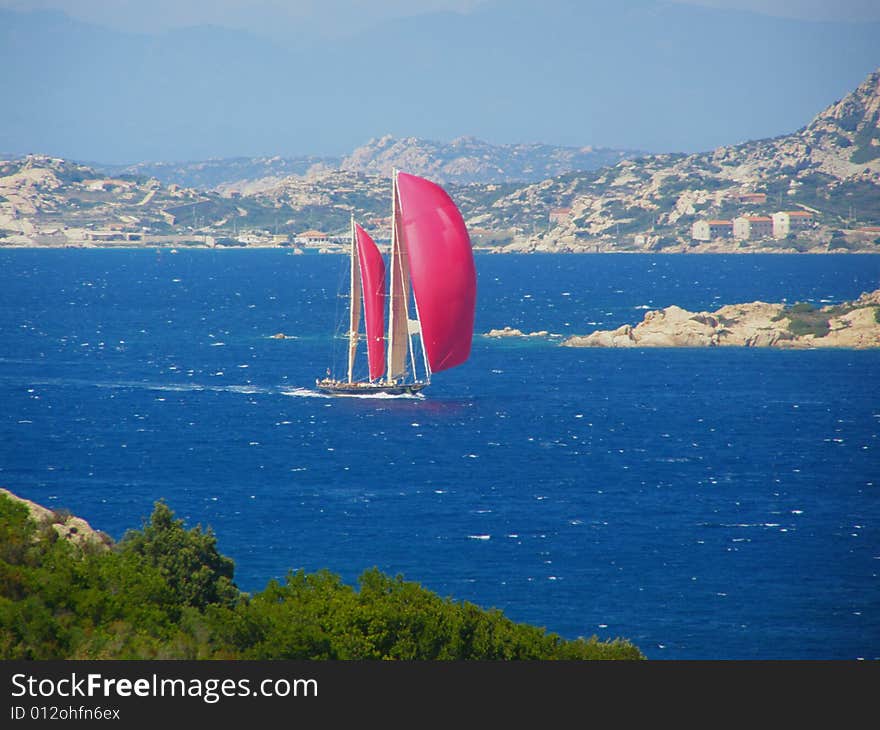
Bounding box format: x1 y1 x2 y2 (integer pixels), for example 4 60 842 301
316 171 476 396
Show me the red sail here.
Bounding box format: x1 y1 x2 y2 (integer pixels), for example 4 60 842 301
355 224 386 380
396 172 476 373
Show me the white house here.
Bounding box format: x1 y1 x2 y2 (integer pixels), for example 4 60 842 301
733 216 773 240
772 211 813 238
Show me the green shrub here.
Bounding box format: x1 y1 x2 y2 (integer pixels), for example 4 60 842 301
0 495 643 661
787 317 830 338
788 301 816 313
772 301 835 338
118 501 238 611
777 302 831 337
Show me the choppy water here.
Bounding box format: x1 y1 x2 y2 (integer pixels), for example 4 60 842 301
1 249 878 659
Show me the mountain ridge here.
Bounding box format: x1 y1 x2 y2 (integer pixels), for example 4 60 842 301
335 135 639 185
94 136 642 190
466 67 880 253
1 69 878 253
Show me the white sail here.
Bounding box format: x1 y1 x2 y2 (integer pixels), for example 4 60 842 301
347 216 362 383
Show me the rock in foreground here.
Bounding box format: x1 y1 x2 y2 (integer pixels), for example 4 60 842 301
0 487 110 550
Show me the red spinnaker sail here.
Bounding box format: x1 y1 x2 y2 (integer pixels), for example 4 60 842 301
396 172 476 373
355 224 386 380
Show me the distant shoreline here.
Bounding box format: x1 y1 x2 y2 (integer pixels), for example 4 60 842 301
1 243 878 255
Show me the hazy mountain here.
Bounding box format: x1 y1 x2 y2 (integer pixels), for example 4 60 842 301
87 136 640 189
98 156 339 191
1 2 878 162
339 135 637 184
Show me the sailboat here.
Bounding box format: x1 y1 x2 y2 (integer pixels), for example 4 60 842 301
316 171 476 395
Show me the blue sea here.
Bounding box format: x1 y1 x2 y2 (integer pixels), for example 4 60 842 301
1 250 878 660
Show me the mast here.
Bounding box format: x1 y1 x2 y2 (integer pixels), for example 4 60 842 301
386 174 397 383
386 170 411 384
347 213 362 383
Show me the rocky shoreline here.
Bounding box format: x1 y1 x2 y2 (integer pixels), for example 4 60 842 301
559 290 880 349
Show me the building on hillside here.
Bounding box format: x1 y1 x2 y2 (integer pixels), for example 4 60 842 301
691 219 733 241
733 215 773 240
237 233 271 245
549 207 572 225
295 230 329 245
772 210 813 238
82 178 135 192
727 191 767 205
83 230 143 242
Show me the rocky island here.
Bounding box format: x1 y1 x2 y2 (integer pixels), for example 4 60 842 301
484 326 559 339
561 290 880 349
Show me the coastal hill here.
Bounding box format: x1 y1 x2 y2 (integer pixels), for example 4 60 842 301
559 289 880 349
208 70 880 253
0 155 394 248
0 138 635 248
1 71 878 251
469 68 880 253
0 155 253 248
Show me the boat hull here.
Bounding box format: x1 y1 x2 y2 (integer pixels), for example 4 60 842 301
315 379 426 396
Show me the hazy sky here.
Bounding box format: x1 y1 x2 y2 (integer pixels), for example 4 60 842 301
2 0 877 160
3 0 879 39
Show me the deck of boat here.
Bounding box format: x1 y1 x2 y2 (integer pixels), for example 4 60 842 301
315 379 427 396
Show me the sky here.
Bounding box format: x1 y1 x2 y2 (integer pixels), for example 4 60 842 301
4 0 485 39
2 0 879 40
1 0 878 161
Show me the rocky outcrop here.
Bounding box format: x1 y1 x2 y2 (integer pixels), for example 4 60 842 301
562 290 880 349
484 326 556 338
0 488 111 551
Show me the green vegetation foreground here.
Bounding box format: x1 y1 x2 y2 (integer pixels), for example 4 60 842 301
0 493 642 660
